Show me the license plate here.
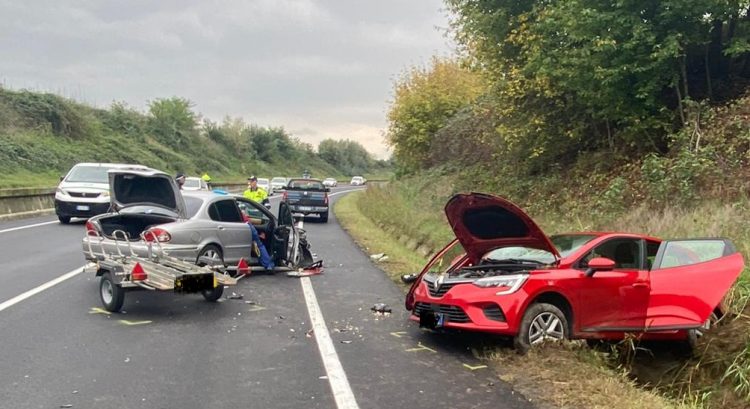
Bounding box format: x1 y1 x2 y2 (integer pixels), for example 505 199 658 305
76 205 90 211
174 273 215 293
298 206 313 211
419 311 445 329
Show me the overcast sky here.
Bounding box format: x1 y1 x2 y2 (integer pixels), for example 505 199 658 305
0 0 454 158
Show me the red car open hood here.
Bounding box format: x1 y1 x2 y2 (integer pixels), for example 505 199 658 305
444 193 560 263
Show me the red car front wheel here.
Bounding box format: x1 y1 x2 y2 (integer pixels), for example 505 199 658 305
514 303 569 354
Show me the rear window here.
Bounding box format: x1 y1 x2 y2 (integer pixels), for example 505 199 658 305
184 196 204 218
183 178 201 189
65 165 112 183
288 180 324 190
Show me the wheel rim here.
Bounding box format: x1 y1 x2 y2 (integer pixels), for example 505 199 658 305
200 248 221 265
101 279 114 305
528 312 565 345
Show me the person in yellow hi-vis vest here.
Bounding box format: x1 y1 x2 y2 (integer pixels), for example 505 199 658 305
201 172 212 189
243 175 269 208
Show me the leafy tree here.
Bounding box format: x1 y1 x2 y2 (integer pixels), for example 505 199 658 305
147 97 198 149
386 57 485 173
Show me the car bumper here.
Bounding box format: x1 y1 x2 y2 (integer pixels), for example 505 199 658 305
55 199 111 218
408 280 524 335
289 205 328 215
82 237 202 262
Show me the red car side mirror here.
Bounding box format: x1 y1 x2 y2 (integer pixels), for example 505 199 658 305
585 257 616 277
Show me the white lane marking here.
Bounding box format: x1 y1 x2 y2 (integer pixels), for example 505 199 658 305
0 264 91 313
0 220 58 235
300 276 360 409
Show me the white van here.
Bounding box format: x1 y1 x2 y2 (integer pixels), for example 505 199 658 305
55 163 147 223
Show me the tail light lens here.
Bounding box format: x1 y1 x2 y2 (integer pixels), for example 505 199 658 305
85 221 98 236
143 228 171 243
130 262 147 281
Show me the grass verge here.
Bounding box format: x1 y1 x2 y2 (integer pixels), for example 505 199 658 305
334 191 427 287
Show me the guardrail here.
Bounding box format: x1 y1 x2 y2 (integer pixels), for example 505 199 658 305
0 180 387 221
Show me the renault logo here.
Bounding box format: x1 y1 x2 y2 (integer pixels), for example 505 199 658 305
433 274 445 291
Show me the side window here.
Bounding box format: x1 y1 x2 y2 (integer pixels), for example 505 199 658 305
208 200 243 222
653 239 730 269
646 240 660 270
237 200 270 223
577 239 643 270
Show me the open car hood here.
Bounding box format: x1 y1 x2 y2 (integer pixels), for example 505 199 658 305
109 168 186 218
444 193 560 263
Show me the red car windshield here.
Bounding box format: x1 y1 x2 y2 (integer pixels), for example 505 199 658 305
482 234 598 264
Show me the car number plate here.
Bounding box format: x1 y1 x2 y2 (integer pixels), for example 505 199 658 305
76 205 90 211
298 206 313 211
419 311 445 329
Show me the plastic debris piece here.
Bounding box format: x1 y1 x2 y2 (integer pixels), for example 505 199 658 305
369 253 387 261
72 391 78 394
371 303 392 313
340 340 353 344
124 357 130 363
306 329 314 338
278 315 286 320
319 376 328 380
60 405 73 408
244 300 257 305
400 274 418 284
227 293 244 300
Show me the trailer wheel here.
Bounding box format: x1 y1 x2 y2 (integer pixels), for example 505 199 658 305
100 272 125 312
202 285 224 302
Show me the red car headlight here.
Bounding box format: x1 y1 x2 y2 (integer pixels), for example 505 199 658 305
473 274 528 295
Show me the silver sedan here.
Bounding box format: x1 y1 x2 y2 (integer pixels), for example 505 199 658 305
83 168 307 268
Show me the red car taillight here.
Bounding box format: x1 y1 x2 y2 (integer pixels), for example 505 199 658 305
143 228 171 243
85 220 98 236
130 262 147 281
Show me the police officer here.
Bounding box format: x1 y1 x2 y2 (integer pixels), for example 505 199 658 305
243 175 269 208
201 172 212 189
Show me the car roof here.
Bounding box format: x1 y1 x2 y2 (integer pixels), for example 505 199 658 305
288 178 323 182
72 162 148 168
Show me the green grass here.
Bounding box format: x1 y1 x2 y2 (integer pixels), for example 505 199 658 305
334 191 427 286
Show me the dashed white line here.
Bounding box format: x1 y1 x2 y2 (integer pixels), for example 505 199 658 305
0 220 58 234
300 275 360 409
0 264 90 313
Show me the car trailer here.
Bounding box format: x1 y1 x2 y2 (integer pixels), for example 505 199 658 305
85 230 239 312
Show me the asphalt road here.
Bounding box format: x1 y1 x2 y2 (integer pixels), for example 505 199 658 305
0 186 534 409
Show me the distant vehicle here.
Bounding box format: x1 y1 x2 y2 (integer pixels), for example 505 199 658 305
181 176 210 191
55 162 148 224
302 170 311 179
406 193 744 353
82 167 311 270
350 176 366 186
322 178 338 187
271 177 288 192
256 177 272 195
283 178 329 223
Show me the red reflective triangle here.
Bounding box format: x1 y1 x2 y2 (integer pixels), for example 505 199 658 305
131 262 147 281
237 258 250 275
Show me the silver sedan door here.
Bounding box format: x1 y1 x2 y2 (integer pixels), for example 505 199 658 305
207 199 252 264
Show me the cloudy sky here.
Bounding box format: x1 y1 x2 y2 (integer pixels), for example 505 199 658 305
0 0 454 158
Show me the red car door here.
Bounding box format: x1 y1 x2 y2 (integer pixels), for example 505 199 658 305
646 239 744 330
574 238 650 332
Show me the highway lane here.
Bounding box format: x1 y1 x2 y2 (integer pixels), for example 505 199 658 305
0 186 534 409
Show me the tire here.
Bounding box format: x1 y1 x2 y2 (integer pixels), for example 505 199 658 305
319 211 329 223
58 215 71 224
100 272 125 313
196 244 224 266
202 284 224 302
681 312 719 357
514 303 569 354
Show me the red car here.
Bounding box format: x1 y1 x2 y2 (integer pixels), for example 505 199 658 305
406 193 745 352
